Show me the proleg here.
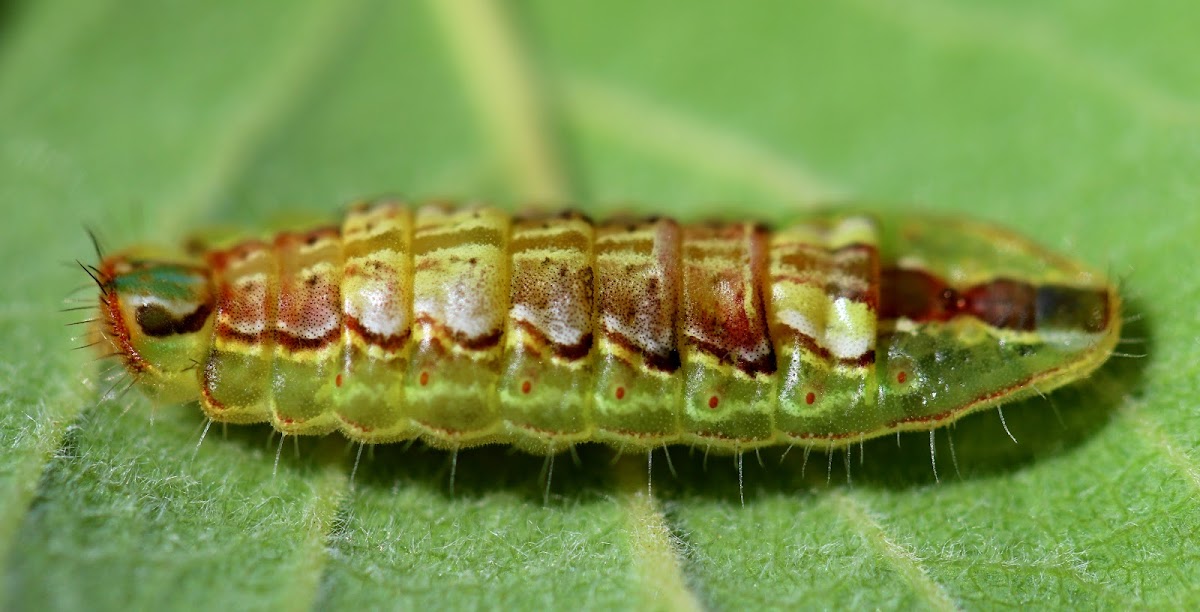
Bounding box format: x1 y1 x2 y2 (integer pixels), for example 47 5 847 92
87 202 1121 455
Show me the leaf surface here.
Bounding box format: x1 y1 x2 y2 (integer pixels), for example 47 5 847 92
1 0 1197 609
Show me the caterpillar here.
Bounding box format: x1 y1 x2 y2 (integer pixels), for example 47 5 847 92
84 201 1120 456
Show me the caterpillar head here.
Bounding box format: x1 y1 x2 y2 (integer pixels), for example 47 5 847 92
92 251 214 401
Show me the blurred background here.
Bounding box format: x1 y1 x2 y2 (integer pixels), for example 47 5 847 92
1 0 1197 609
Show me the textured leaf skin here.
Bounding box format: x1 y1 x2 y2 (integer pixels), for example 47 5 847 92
1 0 1197 610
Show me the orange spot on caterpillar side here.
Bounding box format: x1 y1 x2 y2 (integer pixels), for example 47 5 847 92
419 371 429 386
708 395 719 409
521 380 532 394
805 391 816 405
615 386 626 400
335 374 343 388
897 371 908 384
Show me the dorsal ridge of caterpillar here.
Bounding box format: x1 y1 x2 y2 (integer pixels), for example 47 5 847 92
86 201 1121 456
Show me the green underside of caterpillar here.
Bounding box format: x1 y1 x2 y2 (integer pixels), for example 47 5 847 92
172 320 1113 454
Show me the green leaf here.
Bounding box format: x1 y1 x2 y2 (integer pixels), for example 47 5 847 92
2 0 1197 609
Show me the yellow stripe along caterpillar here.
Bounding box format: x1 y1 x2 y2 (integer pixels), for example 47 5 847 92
84 201 1120 456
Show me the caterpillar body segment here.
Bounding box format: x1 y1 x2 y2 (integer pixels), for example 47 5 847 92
91 202 1120 455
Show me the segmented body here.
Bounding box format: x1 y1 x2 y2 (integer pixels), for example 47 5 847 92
93 202 1120 455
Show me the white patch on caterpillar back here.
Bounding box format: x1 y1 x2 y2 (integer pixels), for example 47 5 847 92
777 295 873 360
416 290 503 340
826 297 874 357
278 263 341 340
344 276 408 337
224 273 268 336
511 303 588 346
128 295 202 318
600 312 674 355
278 308 340 339
415 278 503 340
